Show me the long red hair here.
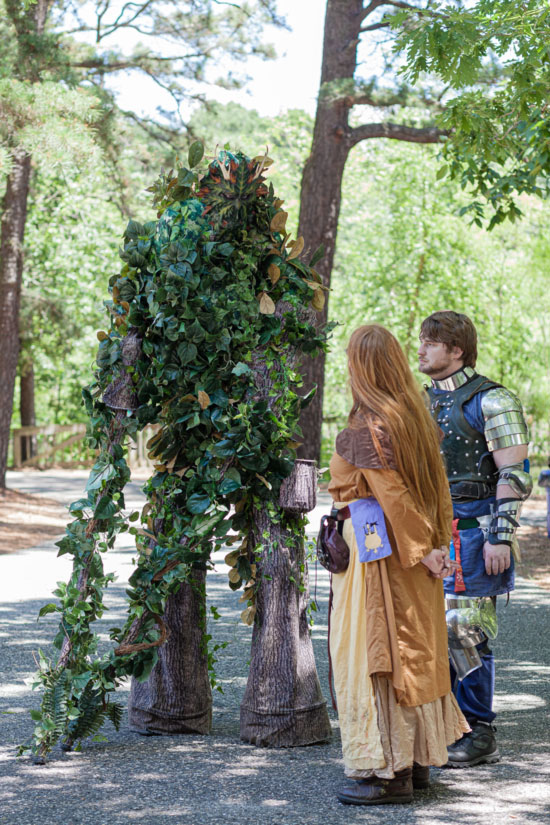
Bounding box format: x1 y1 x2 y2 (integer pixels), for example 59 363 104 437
347 324 449 541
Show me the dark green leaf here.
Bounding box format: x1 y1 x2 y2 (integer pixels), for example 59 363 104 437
309 244 325 267
38 603 59 618
188 141 204 168
187 493 211 514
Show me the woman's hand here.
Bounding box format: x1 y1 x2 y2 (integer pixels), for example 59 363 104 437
421 547 459 579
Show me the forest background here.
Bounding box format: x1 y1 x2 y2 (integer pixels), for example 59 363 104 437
3 0 550 475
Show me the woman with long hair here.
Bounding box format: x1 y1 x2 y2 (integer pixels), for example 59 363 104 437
329 324 469 805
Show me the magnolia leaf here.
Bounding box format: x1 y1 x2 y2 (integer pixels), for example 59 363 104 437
258 292 276 314
287 236 304 260
266 247 281 257
304 279 322 290
181 393 197 403
198 390 211 410
165 455 178 473
120 301 130 312
187 493 211 514
255 472 272 490
224 549 240 567
252 155 274 167
268 263 281 285
97 331 108 341
270 211 288 233
239 587 255 603
273 198 284 208
188 141 204 168
112 285 120 302
228 568 241 584
309 244 325 267
286 440 303 449
310 268 323 284
146 432 162 449
312 289 326 311
240 605 256 626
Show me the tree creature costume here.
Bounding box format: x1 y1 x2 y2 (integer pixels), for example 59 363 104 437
427 366 531 766
25 146 333 762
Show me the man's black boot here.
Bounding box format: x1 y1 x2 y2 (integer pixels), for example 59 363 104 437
445 721 500 768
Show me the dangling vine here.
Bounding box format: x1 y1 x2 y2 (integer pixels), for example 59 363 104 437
22 144 333 761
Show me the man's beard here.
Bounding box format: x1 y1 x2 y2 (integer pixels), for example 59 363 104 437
418 360 451 377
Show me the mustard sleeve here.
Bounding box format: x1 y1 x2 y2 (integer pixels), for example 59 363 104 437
361 468 434 568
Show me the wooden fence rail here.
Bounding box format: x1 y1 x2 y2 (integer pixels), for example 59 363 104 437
10 424 156 470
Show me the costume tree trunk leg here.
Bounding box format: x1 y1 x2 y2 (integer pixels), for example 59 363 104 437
240 505 331 746
128 568 212 734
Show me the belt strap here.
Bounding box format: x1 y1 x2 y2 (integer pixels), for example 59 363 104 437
331 505 351 521
456 517 479 530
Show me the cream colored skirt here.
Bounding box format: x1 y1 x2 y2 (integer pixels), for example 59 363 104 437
329 507 469 778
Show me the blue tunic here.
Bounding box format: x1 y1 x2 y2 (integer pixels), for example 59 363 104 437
431 387 515 597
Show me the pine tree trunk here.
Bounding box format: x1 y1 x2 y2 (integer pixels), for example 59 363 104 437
295 0 444 462
0 150 32 487
295 0 362 462
20 357 36 462
128 570 212 735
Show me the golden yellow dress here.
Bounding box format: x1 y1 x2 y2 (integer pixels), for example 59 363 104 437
328 427 469 778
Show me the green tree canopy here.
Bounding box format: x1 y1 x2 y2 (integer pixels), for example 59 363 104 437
394 0 550 228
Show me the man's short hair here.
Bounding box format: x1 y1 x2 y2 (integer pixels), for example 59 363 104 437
420 311 477 368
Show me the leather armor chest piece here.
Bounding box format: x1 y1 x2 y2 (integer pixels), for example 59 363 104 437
428 374 500 487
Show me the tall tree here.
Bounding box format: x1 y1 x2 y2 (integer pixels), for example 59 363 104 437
296 0 445 461
0 0 282 488
298 0 550 461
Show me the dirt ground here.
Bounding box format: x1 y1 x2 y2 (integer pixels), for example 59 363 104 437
516 496 550 589
1 485 549 587
0 489 67 554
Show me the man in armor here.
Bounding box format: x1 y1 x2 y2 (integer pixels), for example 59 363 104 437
418 311 531 767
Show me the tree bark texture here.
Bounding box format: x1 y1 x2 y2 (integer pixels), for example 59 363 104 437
296 0 445 462
20 357 36 462
240 507 331 747
240 301 331 747
0 150 32 487
296 0 363 463
128 570 212 735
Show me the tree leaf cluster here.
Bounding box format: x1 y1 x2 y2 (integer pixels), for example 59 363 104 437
394 0 550 226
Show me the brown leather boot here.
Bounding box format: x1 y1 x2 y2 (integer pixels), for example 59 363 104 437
412 762 430 789
337 768 413 805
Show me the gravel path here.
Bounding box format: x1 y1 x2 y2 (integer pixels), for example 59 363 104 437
1 471 549 825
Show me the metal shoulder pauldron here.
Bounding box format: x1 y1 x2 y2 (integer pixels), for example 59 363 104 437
481 387 529 451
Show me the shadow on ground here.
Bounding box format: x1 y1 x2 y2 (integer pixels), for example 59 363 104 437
1 528 549 825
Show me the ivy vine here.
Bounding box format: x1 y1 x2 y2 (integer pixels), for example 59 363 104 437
22 144 333 761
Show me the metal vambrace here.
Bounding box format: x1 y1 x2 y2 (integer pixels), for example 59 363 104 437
487 498 523 546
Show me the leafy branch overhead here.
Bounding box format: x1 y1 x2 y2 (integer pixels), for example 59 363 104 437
25 143 333 761
393 0 550 228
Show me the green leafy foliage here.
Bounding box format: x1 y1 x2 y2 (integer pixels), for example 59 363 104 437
393 0 550 226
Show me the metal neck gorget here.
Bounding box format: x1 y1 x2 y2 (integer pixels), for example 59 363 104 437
431 366 476 392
